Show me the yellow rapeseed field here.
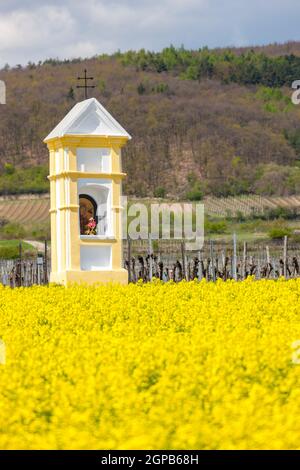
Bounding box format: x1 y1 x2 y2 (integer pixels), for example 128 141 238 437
1 278 300 449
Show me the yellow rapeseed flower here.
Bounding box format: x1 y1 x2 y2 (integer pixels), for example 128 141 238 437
0 278 300 449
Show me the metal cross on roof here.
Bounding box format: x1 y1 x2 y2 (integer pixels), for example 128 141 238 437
76 69 96 100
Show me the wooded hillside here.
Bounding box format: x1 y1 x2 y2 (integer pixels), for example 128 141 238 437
1 42 300 198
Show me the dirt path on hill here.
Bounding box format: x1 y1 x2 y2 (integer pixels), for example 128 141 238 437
24 240 45 252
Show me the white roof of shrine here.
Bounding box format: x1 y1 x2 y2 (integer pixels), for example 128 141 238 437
44 97 131 142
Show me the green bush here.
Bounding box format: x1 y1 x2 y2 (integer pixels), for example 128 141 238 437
0 166 49 195
137 82 146 95
0 218 8 228
185 182 203 201
291 234 300 243
263 207 298 220
152 83 170 94
3 163 15 175
0 246 21 259
28 222 51 241
236 210 246 222
0 242 35 259
268 227 292 240
0 222 26 239
154 187 166 198
206 220 227 234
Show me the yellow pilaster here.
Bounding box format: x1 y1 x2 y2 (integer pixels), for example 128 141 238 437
68 147 77 171
49 148 57 274
58 148 66 272
111 145 121 173
69 175 80 270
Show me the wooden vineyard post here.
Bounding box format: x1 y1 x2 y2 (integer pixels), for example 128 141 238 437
257 256 261 280
43 240 48 285
181 241 186 281
198 250 203 281
266 245 270 278
187 260 191 281
127 237 132 283
243 241 247 280
273 258 278 279
283 235 288 279
18 241 22 287
232 233 237 281
185 251 188 281
149 234 153 281
221 249 226 280
210 240 216 282
266 245 270 263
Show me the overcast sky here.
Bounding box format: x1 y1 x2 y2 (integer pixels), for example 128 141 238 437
0 0 299 67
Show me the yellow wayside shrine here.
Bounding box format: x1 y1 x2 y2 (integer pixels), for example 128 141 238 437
44 97 131 286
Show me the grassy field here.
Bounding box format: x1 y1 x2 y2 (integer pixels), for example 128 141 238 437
0 240 36 259
208 218 300 242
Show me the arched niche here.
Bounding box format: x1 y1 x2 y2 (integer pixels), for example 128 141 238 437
79 194 98 235
78 179 112 237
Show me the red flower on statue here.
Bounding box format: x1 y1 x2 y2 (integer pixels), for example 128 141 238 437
85 217 97 235
87 219 96 229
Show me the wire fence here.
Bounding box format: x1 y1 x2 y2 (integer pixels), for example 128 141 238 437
0 241 49 287
0 235 300 287
124 235 299 282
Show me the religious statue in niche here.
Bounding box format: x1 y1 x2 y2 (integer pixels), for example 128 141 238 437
79 195 98 235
